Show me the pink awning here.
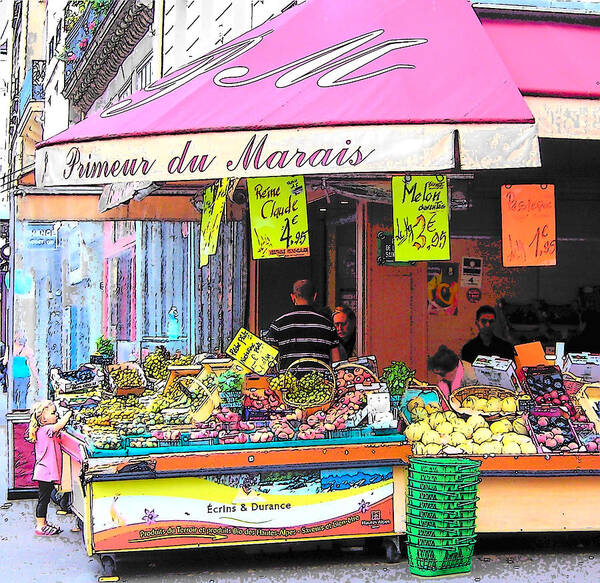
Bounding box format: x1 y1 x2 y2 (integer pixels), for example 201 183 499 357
481 17 600 98
37 0 540 187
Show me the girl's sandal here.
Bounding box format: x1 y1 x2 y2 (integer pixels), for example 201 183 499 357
35 524 61 536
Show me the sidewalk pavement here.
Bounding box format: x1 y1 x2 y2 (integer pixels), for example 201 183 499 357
1 497 600 583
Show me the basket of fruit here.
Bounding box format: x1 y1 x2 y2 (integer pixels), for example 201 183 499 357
519 365 576 417
526 408 583 453
107 362 147 396
449 386 518 418
282 359 336 417
334 364 379 395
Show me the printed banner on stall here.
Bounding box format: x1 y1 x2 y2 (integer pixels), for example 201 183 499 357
91 467 394 552
501 184 556 267
427 262 459 316
392 175 450 262
199 178 239 267
226 328 279 375
247 176 310 259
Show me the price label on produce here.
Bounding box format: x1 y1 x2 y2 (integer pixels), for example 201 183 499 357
392 175 450 262
199 177 239 267
501 184 556 267
247 176 310 259
226 328 279 375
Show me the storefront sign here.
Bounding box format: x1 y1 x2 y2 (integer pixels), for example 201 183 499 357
25 222 58 249
501 184 556 267
91 467 394 552
376 232 413 266
460 257 482 288
427 262 458 316
392 175 450 262
226 328 278 374
247 176 310 259
199 178 239 267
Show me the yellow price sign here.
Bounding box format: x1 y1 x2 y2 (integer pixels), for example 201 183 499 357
392 175 450 262
226 328 279 375
199 178 239 267
247 176 310 259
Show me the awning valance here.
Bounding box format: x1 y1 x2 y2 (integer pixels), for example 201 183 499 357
36 0 540 187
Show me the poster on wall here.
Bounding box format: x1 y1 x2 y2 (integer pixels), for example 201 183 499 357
199 178 240 267
460 257 482 288
392 175 450 262
501 184 556 267
427 262 459 316
247 176 310 259
91 467 394 552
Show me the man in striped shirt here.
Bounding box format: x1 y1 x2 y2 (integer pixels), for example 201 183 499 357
266 279 341 371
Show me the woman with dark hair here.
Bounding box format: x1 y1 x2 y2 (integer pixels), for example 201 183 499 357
333 305 357 360
427 344 477 400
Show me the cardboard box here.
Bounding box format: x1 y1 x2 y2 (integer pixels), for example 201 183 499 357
472 355 521 392
563 353 600 382
367 391 391 424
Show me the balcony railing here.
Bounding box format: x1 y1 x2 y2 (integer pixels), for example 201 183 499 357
18 60 46 118
62 3 111 84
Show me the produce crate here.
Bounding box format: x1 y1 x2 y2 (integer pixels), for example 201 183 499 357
50 365 103 394
518 365 576 416
400 386 451 424
89 353 114 366
85 435 127 458
407 543 474 577
328 427 372 439
408 467 480 484
526 408 581 453
576 383 600 433
107 362 147 396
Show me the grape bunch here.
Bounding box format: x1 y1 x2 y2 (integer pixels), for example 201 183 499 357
170 354 194 366
285 372 332 407
269 372 297 392
110 368 142 388
143 349 169 380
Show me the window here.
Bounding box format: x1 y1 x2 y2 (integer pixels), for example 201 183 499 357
56 20 62 45
48 37 54 62
136 56 152 89
118 76 133 100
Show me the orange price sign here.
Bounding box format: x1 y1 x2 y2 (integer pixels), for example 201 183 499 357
501 184 556 267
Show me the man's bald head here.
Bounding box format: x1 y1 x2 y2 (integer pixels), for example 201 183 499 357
291 279 316 305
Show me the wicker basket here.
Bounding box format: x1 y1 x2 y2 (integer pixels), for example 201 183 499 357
334 363 379 395
449 385 517 418
282 358 335 416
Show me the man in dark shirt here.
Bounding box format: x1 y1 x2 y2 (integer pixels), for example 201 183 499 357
265 279 341 371
461 305 514 363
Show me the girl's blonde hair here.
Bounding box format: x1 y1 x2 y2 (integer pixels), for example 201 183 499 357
27 400 53 443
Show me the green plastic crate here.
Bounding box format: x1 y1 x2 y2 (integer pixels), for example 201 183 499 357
406 532 477 549
407 485 478 502
407 505 478 521
409 457 481 473
406 510 476 530
408 474 480 489
407 542 474 577
407 496 479 512
406 522 476 540
408 467 480 483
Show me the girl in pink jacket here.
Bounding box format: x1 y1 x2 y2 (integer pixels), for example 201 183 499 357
27 400 72 536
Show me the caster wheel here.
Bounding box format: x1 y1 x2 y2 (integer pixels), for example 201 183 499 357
98 555 119 582
383 537 402 563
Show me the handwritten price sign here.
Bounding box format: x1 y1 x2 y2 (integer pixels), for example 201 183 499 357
226 328 279 375
247 176 310 260
501 184 556 267
392 175 450 262
199 178 239 267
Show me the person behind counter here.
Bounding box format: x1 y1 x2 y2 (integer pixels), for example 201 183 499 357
461 306 513 363
428 344 478 400
265 279 341 371
333 305 356 360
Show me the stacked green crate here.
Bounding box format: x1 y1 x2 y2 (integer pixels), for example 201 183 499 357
406 457 481 577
